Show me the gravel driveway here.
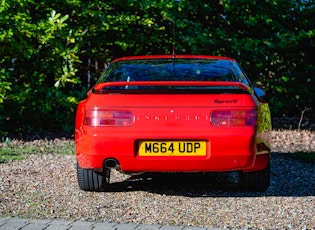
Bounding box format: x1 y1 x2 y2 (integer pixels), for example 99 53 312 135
0 130 314 229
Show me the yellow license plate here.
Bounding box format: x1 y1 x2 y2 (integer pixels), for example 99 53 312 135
139 141 207 156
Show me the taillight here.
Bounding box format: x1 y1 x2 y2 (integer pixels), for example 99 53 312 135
210 109 256 126
84 107 134 127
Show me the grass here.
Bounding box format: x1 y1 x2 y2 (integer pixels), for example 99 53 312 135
0 147 26 162
0 138 75 163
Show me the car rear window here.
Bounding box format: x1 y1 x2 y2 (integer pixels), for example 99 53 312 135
95 58 251 93
100 59 250 82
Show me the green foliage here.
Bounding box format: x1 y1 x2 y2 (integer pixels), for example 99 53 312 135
0 0 314 136
0 0 82 135
289 152 315 164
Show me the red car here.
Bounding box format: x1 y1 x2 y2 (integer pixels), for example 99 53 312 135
75 55 272 192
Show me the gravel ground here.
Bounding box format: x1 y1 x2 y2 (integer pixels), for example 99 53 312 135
0 130 314 229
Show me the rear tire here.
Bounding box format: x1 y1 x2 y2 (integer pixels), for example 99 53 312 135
77 162 110 192
238 162 270 192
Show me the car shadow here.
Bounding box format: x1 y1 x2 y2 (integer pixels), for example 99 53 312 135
107 153 315 197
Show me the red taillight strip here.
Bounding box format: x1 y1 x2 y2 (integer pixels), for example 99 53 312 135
84 108 134 127
210 109 257 127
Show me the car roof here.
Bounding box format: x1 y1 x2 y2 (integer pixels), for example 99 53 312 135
112 55 236 63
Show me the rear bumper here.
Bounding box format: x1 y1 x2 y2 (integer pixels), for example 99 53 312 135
75 128 269 173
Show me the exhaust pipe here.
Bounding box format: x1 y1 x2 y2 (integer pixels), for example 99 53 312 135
104 158 120 170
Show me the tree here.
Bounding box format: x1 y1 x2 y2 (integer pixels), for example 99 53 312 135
0 0 81 134
1 0 314 135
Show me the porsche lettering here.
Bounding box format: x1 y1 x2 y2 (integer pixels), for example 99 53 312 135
136 115 207 121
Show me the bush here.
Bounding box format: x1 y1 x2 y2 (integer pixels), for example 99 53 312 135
1 0 314 137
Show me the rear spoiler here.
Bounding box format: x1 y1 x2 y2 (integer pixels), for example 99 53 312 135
93 81 252 92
